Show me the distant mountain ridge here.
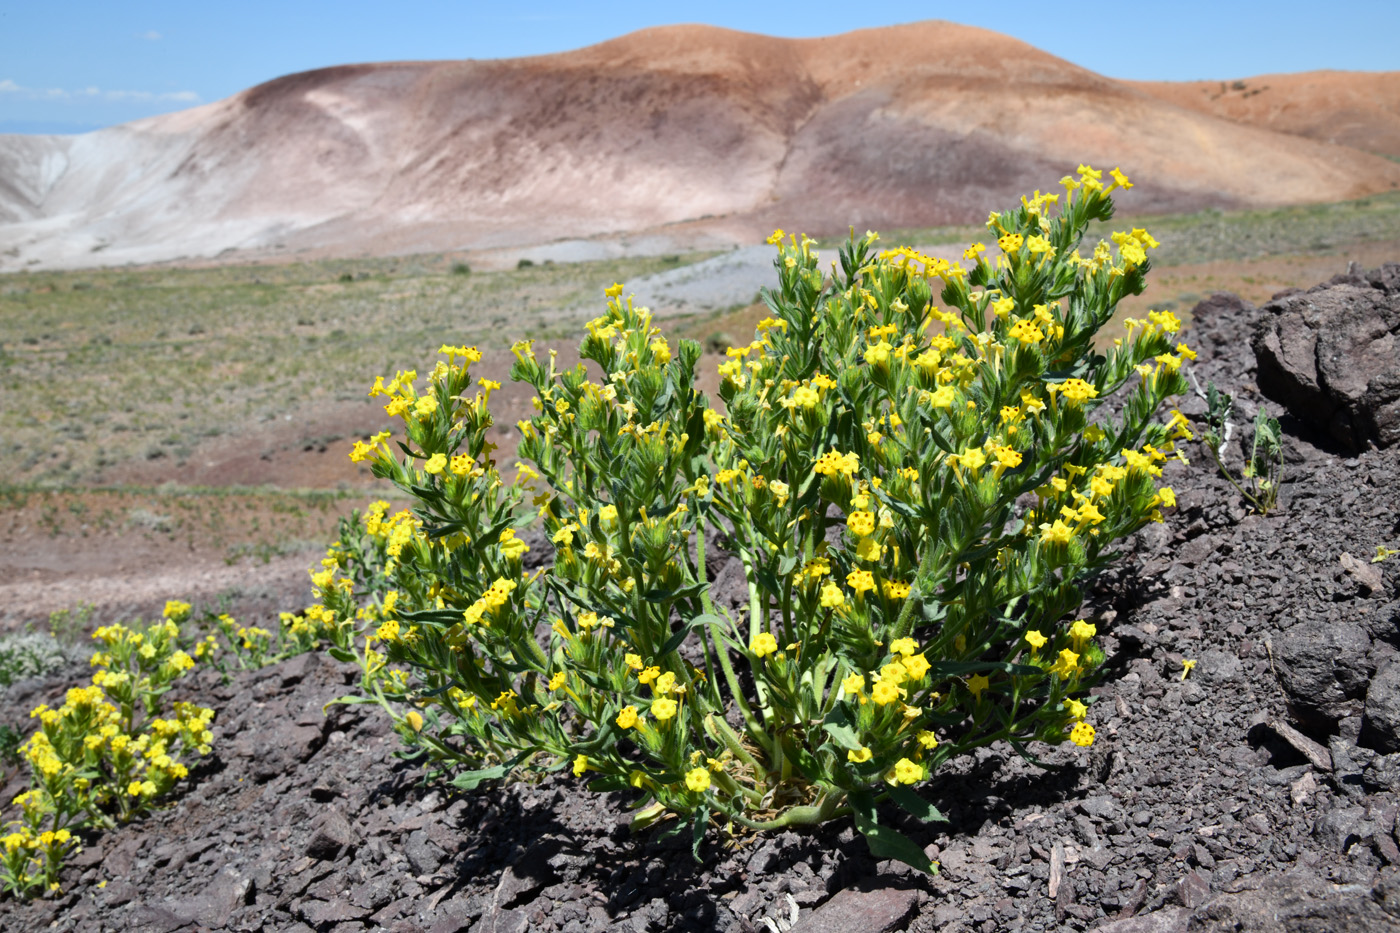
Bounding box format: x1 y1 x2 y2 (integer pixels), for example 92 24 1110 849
2 21 1398 271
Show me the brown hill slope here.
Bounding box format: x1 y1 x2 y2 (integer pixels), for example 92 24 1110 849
2 21 1399 271
1130 71 1400 158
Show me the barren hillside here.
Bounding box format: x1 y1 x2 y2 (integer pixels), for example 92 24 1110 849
3 21 1399 271
1130 71 1400 159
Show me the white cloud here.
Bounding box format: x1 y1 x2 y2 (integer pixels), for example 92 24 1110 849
0 78 199 104
139 31 163 41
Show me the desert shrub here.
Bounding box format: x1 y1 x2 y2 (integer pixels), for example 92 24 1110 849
0 602 216 898
189 605 327 680
0 631 70 692
315 167 1191 869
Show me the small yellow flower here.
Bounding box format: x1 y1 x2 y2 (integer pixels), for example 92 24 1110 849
848 746 873 763
871 680 901 706
684 767 711 792
616 706 639 729
651 697 678 721
750 633 778 658
966 674 990 700
405 710 424 732
892 758 923 785
1070 722 1096 747
1181 659 1197 681
846 511 876 537
916 730 938 749
820 582 846 609
889 637 917 657
572 755 590 776
1064 699 1088 720
1050 649 1081 680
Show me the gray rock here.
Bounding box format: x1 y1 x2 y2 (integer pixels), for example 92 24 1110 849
1196 649 1242 685
403 828 447 876
1091 907 1191 932
1275 619 1373 725
1185 867 1400 931
1367 661 1400 753
305 808 359 861
789 884 918 933
1364 753 1400 793
1253 268 1400 451
1313 804 1368 852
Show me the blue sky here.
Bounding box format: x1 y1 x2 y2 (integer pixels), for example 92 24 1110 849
2 1 1396 134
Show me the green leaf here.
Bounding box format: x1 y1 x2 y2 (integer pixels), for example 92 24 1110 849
397 609 466 627
821 706 863 751
691 806 709 861
327 647 357 664
848 790 936 874
642 580 709 603
587 775 631 792
449 762 510 791
886 785 946 824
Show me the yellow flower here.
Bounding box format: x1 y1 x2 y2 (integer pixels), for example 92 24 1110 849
405 711 424 732
846 570 876 595
966 673 989 700
820 582 846 609
842 674 865 697
1050 648 1081 679
548 672 567 691
848 746 873 763
616 706 639 729
423 453 448 475
889 637 917 657
1039 520 1073 545
871 680 901 706
1065 699 1088 720
685 767 711 792
957 446 987 471
916 730 938 749
902 654 930 680
572 755 590 776
1070 722 1096 747
1181 658 1197 681
1068 619 1097 649
892 758 922 785
499 530 529 561
750 633 779 658
651 697 678 721
846 511 876 537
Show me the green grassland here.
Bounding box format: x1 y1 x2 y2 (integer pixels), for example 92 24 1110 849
0 252 713 485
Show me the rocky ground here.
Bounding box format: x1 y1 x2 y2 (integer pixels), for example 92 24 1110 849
4 268 1400 932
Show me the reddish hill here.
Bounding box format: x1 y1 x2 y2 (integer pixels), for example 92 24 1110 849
2 21 1398 270
1130 71 1400 158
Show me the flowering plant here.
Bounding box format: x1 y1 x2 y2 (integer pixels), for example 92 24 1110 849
319 167 1191 870
1 602 215 897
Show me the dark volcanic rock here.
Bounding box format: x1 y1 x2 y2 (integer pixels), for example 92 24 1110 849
1366 662 1400 754
1275 619 1374 727
1252 263 1400 451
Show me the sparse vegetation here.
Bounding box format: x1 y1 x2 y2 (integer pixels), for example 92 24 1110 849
0 252 716 485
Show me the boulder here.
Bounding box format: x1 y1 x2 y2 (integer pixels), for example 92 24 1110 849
1365 661 1400 753
1274 620 1374 727
1252 263 1400 452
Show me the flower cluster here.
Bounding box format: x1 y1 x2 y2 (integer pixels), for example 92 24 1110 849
1 605 215 898
321 168 1189 871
